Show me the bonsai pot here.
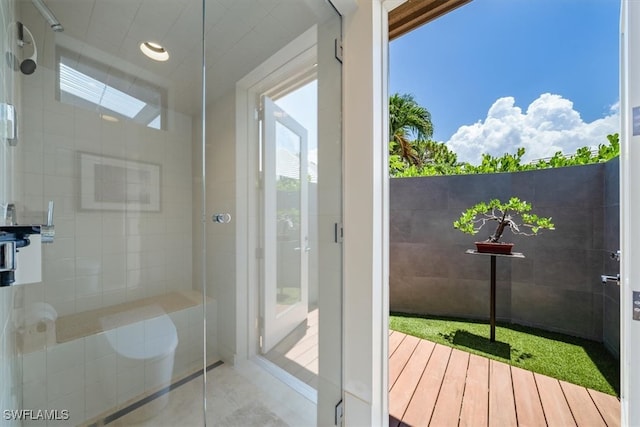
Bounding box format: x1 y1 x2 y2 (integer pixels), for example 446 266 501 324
475 241 514 255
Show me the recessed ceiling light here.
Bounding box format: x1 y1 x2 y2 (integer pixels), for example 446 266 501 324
140 42 169 62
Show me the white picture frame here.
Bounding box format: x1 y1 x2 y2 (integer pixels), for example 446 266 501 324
79 152 161 212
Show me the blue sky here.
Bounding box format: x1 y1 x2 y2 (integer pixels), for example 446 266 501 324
390 0 620 163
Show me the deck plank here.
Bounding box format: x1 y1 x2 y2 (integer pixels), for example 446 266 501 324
387 333 620 427
389 331 407 358
459 353 489 427
488 359 517 427
534 373 577 427
430 348 470 426
389 333 420 389
389 340 435 427
400 344 452 426
511 366 546 427
587 389 620 427
561 380 607 427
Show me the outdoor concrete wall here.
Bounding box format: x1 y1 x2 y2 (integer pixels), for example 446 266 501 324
603 157 620 357
390 160 620 346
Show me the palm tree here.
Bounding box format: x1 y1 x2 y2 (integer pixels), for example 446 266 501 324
389 93 434 166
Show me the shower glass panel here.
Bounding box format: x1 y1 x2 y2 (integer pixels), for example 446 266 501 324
7 0 208 425
204 1 343 425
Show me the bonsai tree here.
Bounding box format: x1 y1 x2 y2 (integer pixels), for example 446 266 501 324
453 197 554 243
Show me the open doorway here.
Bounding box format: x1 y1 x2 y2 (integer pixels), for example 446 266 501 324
235 15 343 425
387 0 623 425
259 80 319 394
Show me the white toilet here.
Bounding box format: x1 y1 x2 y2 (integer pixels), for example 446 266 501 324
101 307 179 421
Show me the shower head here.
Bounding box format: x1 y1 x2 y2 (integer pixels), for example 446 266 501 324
31 0 63 32
17 22 37 75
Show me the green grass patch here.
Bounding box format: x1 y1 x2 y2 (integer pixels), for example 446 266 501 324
390 313 620 396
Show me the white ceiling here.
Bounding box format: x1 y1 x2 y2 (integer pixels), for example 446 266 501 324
17 0 337 116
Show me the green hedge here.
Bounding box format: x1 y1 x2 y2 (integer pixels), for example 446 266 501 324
391 133 619 178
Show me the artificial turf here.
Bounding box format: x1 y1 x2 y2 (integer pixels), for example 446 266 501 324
390 313 620 396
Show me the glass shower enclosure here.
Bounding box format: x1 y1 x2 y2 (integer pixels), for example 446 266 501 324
0 0 342 426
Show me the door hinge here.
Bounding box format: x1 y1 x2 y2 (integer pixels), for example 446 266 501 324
334 399 344 425
334 222 343 243
334 38 343 63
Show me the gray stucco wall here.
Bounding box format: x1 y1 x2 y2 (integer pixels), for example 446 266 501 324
390 159 620 348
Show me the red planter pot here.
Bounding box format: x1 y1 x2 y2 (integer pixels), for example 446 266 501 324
475 241 514 255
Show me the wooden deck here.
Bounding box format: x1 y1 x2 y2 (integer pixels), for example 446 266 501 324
263 307 318 388
389 331 620 427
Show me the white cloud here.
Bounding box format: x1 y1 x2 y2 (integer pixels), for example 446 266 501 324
445 93 619 165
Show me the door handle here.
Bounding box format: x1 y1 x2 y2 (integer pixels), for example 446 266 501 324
212 213 231 224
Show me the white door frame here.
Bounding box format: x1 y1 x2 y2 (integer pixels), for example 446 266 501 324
620 1 640 425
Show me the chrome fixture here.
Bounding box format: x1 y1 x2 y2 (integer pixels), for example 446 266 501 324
41 200 55 243
212 213 232 224
31 0 63 32
0 201 55 286
611 250 621 262
601 274 620 285
0 103 17 145
4 204 16 226
17 22 37 75
0 239 16 274
0 231 27 286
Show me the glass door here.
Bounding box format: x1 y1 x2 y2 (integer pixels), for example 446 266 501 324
261 95 310 354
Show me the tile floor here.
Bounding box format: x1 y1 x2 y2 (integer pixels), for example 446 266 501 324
110 362 316 426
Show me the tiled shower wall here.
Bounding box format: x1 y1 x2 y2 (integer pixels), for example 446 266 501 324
0 1 23 424
12 9 202 424
17 12 195 319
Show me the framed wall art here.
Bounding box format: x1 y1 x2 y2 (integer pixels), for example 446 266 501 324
79 152 161 212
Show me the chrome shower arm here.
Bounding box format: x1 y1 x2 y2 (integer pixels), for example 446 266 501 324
31 0 63 32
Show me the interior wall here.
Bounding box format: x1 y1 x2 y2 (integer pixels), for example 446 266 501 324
12 3 206 422
0 1 23 423
0 288 21 427
342 0 391 423
16 4 195 318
